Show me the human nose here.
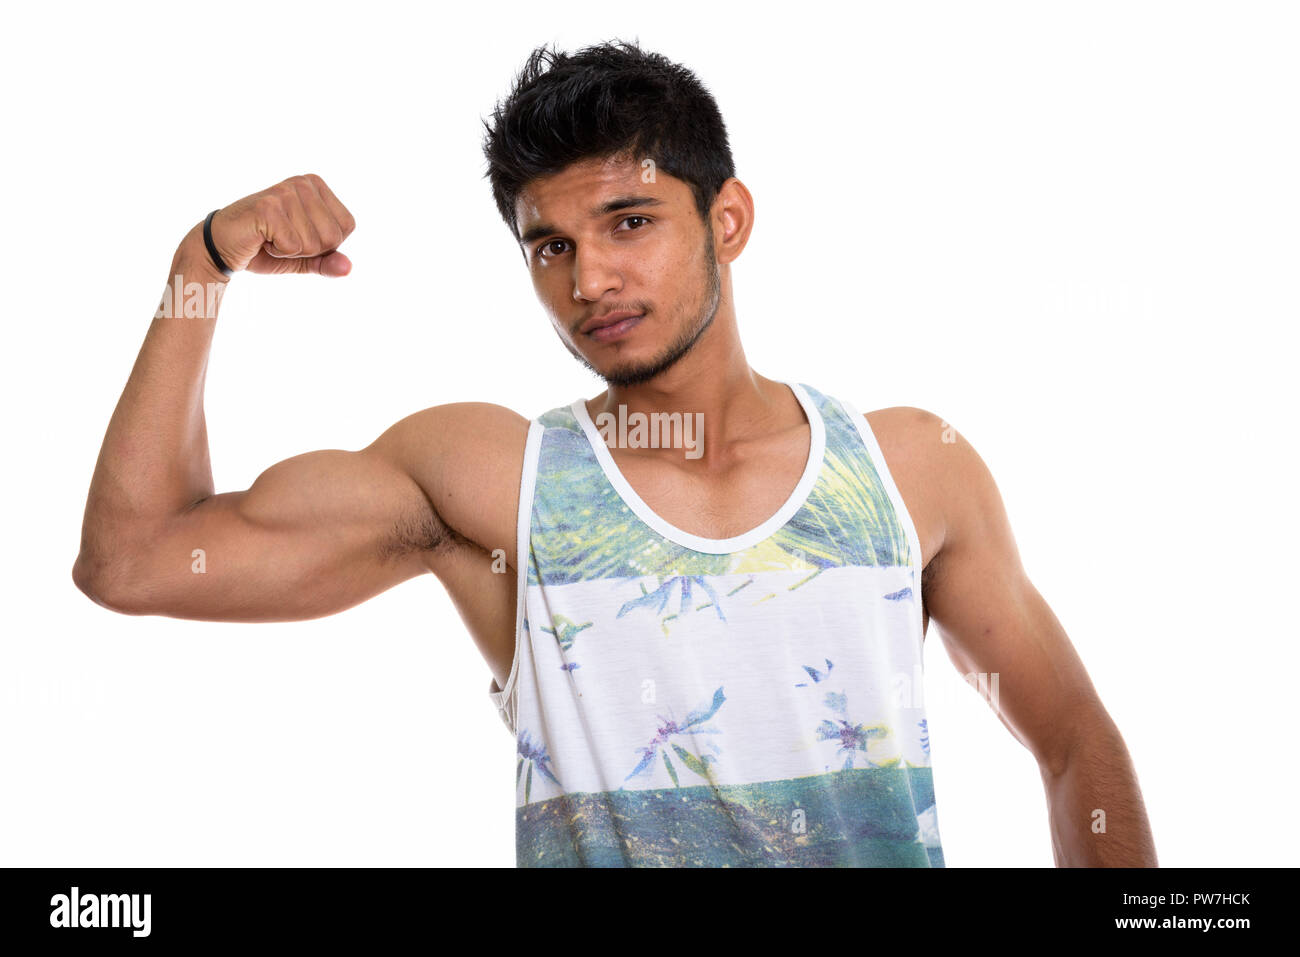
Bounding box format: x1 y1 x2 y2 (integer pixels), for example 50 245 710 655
571 244 623 303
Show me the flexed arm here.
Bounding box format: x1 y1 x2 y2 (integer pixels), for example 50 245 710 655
72 175 527 622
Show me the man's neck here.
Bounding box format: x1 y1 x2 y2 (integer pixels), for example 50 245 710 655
583 318 803 467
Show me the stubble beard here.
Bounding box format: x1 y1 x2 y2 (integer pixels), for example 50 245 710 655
563 237 723 389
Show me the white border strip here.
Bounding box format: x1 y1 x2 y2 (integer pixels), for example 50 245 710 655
569 381 827 554
488 418 545 730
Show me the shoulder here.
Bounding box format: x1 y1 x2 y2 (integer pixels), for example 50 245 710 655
859 405 983 483
861 405 947 447
855 405 1000 564
373 402 531 479
369 402 532 558
859 405 955 486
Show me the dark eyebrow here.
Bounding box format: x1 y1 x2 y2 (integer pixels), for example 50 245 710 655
519 221 560 247
594 195 665 216
518 196 666 248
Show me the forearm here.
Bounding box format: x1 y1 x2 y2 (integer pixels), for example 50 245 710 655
75 223 229 581
1041 721 1157 867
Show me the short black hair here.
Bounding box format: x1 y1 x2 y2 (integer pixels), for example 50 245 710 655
482 40 736 242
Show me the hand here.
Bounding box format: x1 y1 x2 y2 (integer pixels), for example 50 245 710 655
207 174 356 276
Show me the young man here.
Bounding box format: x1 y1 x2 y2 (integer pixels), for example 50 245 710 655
72 41 1156 867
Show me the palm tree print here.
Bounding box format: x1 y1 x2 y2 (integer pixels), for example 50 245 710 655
795 658 834 686
796 658 894 771
517 729 561 805
626 686 726 787
540 614 592 652
815 718 891 770
767 391 912 570
617 575 728 635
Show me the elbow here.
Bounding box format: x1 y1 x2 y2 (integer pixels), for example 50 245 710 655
71 550 146 615
1038 710 1123 779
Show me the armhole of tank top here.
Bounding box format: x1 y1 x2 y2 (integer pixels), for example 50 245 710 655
836 396 928 663
487 418 544 729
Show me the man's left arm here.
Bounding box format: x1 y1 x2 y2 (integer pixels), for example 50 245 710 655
902 409 1157 867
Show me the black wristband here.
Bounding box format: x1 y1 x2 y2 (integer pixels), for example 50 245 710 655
203 209 233 276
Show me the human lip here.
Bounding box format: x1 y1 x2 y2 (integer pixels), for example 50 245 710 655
581 311 644 342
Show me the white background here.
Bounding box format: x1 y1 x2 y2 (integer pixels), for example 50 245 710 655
2 0 1295 867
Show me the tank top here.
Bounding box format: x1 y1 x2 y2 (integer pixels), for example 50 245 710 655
487 381 944 867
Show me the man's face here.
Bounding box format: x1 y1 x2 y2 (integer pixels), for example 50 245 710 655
514 155 721 388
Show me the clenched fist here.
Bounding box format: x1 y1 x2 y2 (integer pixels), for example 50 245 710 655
207 174 356 277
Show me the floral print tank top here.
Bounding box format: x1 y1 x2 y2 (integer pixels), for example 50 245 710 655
488 382 943 867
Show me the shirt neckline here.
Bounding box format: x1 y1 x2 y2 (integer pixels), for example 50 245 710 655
570 380 826 554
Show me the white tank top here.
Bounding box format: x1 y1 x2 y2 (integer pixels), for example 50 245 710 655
489 382 943 866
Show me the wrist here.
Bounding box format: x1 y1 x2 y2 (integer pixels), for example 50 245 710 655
173 222 233 288
155 224 231 321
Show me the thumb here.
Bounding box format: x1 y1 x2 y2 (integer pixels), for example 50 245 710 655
317 250 352 277
245 249 353 276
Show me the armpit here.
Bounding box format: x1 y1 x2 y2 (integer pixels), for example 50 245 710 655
378 500 468 563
